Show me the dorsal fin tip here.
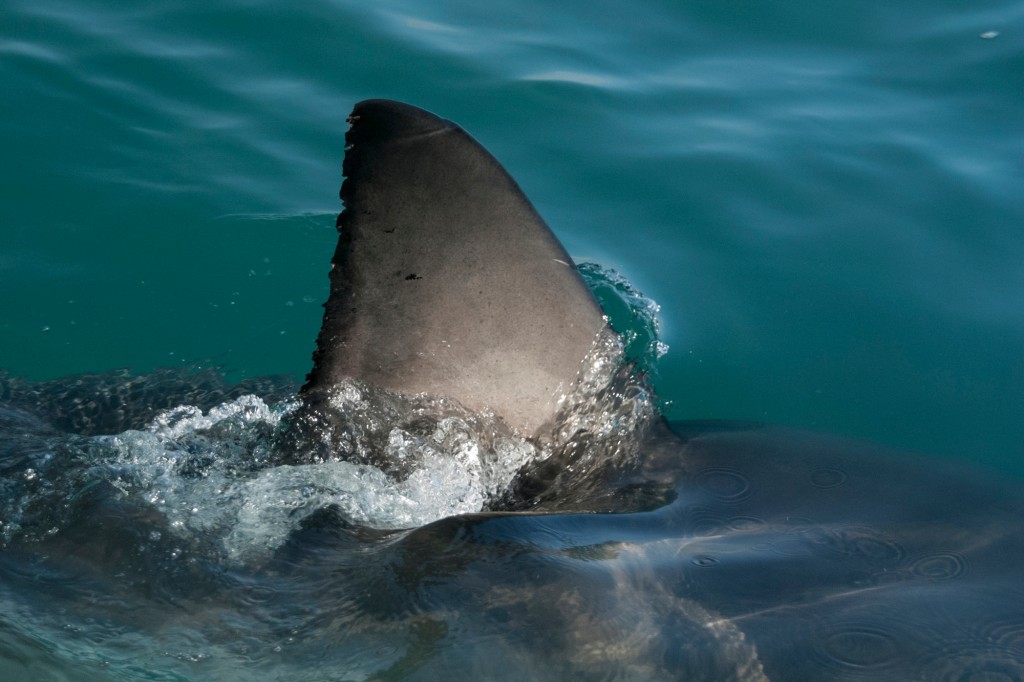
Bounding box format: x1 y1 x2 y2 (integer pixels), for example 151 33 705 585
347 99 454 140
304 100 607 436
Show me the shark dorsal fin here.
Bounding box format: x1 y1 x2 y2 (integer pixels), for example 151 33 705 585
303 100 606 435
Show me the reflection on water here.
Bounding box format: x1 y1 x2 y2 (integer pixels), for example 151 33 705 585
2 354 1023 679
2 0 1023 677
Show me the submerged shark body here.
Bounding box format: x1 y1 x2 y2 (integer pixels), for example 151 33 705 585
1 100 1022 679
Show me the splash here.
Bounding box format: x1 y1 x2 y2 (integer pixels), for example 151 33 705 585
0 267 670 559
93 388 540 560
578 262 668 374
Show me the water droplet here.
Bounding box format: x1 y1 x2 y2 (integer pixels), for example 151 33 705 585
980 30 999 39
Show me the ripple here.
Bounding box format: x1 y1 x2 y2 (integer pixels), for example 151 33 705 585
694 468 752 504
950 611 1024 659
809 467 848 488
244 585 276 605
909 552 970 582
816 526 909 568
906 595 1024 677
690 555 720 567
796 608 915 676
747 599 927 677
681 505 729 536
921 653 1024 681
986 616 1024 652
917 611 1024 679
822 626 901 669
726 516 765 532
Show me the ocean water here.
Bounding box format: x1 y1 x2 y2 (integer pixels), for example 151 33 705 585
3 0 1022 469
2 0 1024 679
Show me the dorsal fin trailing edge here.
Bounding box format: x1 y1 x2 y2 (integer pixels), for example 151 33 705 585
302 99 606 436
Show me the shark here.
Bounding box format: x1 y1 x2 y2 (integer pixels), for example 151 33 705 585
0 99 1022 680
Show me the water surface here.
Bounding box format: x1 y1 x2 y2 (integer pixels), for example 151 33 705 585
1 0 1023 678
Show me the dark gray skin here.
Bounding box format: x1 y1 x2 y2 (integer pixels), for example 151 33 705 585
302 99 606 436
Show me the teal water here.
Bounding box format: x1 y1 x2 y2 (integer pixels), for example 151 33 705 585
2 3 1022 464
3 3 1024 679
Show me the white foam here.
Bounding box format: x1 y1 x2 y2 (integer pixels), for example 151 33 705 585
9 268 667 560
99 391 543 561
